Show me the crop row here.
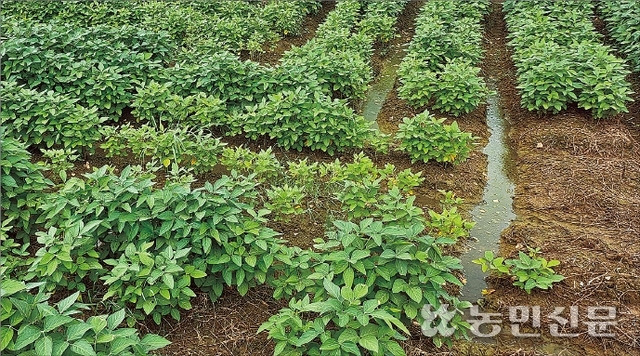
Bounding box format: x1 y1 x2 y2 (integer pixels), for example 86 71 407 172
398 0 490 117
1 21 175 119
0 81 106 151
2 1 411 155
2 133 476 355
130 0 411 154
503 0 634 118
3 0 320 52
599 0 640 73
358 0 409 43
281 0 372 100
281 0 408 100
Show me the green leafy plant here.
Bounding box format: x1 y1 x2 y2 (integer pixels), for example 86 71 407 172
336 179 382 220
261 0 321 37
1 81 106 151
158 52 269 105
473 250 510 275
397 56 438 108
438 190 464 208
130 81 193 127
265 185 306 222
101 124 225 174
372 188 425 228
38 148 79 182
287 159 320 189
473 248 565 293
101 242 205 325
238 88 372 155
431 59 489 116
388 169 424 194
599 1 640 73
0 280 170 355
396 111 475 165
326 153 393 185
37 165 286 304
268 219 472 349
191 206 288 301
514 42 579 114
573 42 634 118
0 235 30 279
25 225 103 293
0 133 51 241
397 0 489 115
281 0 373 100
357 0 408 43
366 132 394 155
259 284 410 356
1 21 172 118
426 207 475 240
220 147 282 182
504 0 633 117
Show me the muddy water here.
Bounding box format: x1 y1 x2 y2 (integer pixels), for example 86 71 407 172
460 80 516 303
359 44 405 129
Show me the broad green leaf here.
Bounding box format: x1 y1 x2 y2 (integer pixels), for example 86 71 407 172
358 335 379 353
383 340 407 356
70 339 97 356
343 267 354 288
0 326 14 351
0 279 26 297
405 286 422 303
44 315 74 332
107 309 125 330
35 336 53 356
13 325 41 350
56 291 80 314
140 334 171 351
323 279 341 299
88 316 107 334
353 284 368 300
66 323 93 341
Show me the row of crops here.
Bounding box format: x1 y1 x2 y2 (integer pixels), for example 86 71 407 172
5 0 319 52
124 0 404 156
3 0 478 162
398 0 490 117
1 1 484 355
503 0 634 118
3 0 433 156
2 133 478 355
390 0 638 120
599 0 640 74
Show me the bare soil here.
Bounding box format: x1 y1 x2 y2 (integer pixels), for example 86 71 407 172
468 1 640 355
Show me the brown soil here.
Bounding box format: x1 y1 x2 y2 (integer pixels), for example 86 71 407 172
471 1 640 355
150 286 285 356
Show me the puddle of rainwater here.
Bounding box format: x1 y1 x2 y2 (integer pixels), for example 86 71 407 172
459 80 516 304
359 45 405 129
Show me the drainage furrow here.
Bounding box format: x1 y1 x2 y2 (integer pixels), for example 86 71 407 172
460 80 516 303
359 44 405 129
